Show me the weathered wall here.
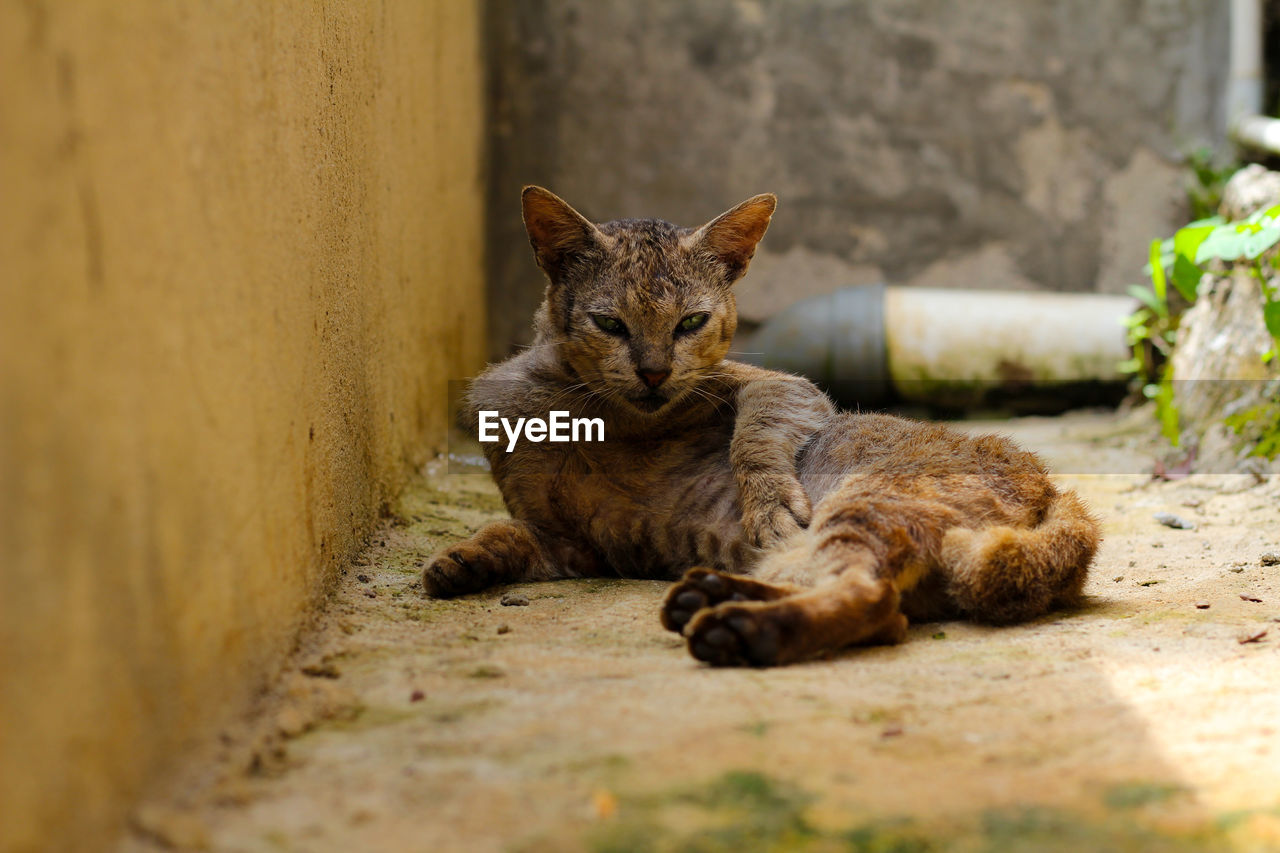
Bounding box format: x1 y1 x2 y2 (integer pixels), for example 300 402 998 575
0 3 485 851
486 0 1229 353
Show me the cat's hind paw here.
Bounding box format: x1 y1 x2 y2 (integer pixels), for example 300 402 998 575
660 568 799 633
684 603 783 667
660 569 748 633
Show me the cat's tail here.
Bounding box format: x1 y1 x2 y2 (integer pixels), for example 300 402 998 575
940 489 1100 624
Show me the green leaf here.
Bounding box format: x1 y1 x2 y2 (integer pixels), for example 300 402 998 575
1126 284 1165 315
1122 307 1153 327
1242 225 1280 259
1196 223 1280 262
1173 223 1214 263
1170 255 1203 302
1148 239 1166 303
1116 357 1142 374
1195 225 1248 262
1245 205 1280 224
1264 300 1280 340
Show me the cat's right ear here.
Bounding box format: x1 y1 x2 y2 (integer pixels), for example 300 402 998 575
521 186 605 283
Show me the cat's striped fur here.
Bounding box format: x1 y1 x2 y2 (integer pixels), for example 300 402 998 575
424 187 1099 666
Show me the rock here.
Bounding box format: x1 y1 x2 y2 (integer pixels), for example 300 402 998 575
301 660 341 679
1195 601 1210 609
500 594 529 607
275 706 310 738
1153 512 1195 530
1219 164 1280 220
497 624 511 634
1261 552 1280 566
1171 165 1280 470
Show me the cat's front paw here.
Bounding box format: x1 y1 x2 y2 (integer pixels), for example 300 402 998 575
740 478 811 549
423 542 502 598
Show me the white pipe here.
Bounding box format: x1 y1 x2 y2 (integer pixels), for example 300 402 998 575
743 285 1133 409
883 288 1132 395
1229 0 1264 123
1228 0 1280 154
1234 113 1280 151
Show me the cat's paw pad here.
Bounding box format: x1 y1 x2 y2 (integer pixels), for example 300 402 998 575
685 604 782 667
423 543 497 598
741 481 812 548
660 569 749 633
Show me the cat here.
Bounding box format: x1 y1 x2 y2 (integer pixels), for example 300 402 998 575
423 186 1101 667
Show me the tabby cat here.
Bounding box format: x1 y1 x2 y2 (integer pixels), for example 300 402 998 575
424 187 1100 667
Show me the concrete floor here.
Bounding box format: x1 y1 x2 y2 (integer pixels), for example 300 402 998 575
122 410 1280 853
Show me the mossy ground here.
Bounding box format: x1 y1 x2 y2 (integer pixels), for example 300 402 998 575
120 412 1280 853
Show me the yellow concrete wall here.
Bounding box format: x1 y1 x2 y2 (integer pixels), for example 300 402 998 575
0 2 486 850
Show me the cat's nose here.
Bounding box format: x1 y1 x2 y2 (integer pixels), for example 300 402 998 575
637 368 670 388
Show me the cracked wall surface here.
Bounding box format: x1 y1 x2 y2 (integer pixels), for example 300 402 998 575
0 3 485 850
485 0 1229 353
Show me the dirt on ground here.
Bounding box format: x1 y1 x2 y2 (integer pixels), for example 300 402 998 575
120 410 1280 853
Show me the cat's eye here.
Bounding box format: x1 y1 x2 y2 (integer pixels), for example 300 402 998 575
676 312 710 335
591 314 628 336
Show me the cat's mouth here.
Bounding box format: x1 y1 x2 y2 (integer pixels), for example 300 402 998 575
627 391 670 413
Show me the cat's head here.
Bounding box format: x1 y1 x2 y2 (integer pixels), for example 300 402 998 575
521 186 775 414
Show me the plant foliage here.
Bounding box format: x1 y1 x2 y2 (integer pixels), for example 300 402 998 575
1124 199 1280 450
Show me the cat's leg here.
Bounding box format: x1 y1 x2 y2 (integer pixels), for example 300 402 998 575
681 486 955 666
684 567 906 667
423 519 591 597
730 369 835 548
940 488 1099 624
660 568 802 633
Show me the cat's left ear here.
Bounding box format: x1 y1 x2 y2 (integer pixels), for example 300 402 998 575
688 193 777 284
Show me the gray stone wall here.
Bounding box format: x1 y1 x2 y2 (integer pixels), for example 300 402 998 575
485 0 1229 354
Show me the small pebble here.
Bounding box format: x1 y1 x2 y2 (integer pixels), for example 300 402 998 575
497 624 511 635
410 689 425 703
1241 594 1263 603
1113 576 1124 583
1195 601 1210 609
301 661 340 679
1154 512 1196 530
500 594 530 607
1238 629 1268 645
356 574 371 583
1261 552 1280 566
